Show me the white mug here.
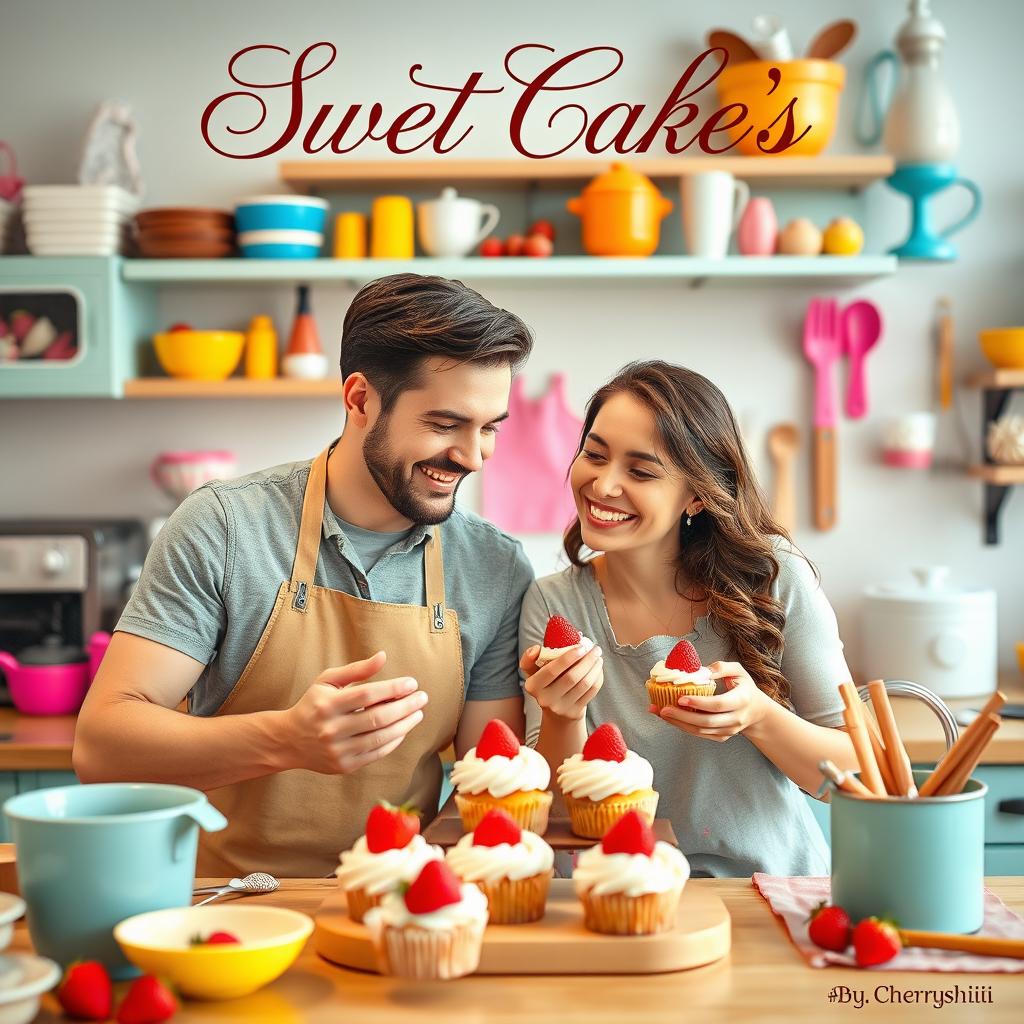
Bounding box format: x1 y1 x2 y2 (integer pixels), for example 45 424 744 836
680 172 750 259
417 187 500 258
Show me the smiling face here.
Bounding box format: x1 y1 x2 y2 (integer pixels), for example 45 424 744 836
570 391 700 555
362 357 512 525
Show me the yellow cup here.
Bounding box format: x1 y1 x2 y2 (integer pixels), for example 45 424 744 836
333 212 367 259
370 195 414 258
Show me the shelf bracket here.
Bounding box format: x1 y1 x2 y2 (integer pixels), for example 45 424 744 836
983 483 1012 545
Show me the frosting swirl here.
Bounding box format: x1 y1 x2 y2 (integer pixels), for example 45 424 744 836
445 830 554 882
648 660 713 686
336 834 444 896
557 749 654 801
573 842 690 897
451 744 550 797
537 636 594 667
363 882 489 932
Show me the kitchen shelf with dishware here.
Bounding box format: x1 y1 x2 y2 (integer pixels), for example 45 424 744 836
122 377 341 399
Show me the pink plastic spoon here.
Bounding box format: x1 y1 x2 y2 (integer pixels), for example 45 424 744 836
842 299 883 419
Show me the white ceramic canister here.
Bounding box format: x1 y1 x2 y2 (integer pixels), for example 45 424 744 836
861 567 997 699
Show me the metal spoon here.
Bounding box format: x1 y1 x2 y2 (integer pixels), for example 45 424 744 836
193 872 279 906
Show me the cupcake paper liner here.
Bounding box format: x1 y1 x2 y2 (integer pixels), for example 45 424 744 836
372 920 485 980
646 679 716 709
343 885 383 924
563 790 659 839
579 888 682 935
454 790 552 834
473 870 552 924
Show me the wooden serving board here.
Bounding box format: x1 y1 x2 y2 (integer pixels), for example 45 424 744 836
314 879 731 975
423 814 678 851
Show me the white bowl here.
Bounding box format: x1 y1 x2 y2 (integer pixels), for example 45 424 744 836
0 895 25 952
0 954 60 1024
26 227 123 243
23 185 140 212
236 195 328 209
282 352 329 379
26 241 122 256
23 210 130 227
237 229 324 245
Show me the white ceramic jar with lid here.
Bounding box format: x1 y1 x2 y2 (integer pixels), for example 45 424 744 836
861 566 996 698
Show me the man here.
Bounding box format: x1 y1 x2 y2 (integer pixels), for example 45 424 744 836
75 273 602 877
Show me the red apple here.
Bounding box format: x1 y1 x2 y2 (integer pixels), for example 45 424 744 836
522 234 553 257
168 322 193 332
505 234 526 257
528 219 555 242
479 237 504 257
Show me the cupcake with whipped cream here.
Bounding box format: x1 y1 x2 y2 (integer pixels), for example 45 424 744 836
557 722 659 838
573 809 690 935
445 808 553 924
450 719 552 834
646 638 715 710
364 859 488 980
535 613 595 668
336 802 443 923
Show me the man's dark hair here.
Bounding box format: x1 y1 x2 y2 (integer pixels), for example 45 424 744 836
340 273 534 411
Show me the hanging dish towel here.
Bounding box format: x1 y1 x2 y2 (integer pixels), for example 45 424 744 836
483 373 583 534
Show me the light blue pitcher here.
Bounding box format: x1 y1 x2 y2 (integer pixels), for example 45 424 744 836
4 783 227 977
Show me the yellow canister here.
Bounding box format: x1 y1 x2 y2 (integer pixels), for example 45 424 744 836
244 315 278 379
567 162 673 257
370 195 415 258
333 212 367 259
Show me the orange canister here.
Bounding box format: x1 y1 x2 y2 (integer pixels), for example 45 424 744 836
567 162 673 257
333 212 367 258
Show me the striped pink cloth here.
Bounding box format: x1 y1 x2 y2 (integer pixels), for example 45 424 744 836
752 874 1024 973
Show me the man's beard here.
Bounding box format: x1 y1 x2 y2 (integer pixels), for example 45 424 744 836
362 415 466 525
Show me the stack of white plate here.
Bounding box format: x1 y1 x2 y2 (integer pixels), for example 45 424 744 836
23 185 140 256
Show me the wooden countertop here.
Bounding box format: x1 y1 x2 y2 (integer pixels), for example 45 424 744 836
14 877 1024 1024
0 708 75 771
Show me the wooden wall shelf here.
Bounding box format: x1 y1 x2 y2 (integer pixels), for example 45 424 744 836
966 369 1024 390
968 465 1024 486
123 378 340 399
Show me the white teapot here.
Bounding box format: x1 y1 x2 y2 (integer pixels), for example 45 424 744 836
416 187 500 258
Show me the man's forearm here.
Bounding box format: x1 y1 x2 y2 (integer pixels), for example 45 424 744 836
74 697 296 791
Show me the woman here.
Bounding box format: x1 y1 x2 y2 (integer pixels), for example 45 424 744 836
519 360 858 877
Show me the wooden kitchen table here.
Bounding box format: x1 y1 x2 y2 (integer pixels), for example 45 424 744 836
13 878 1024 1023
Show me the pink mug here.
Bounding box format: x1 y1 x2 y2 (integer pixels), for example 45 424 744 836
0 142 24 203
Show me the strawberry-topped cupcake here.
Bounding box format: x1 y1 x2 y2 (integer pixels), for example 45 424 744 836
336 802 443 923
450 719 552 834
557 722 659 838
445 808 554 924
646 638 715 710
573 809 690 936
364 859 488 980
535 614 595 668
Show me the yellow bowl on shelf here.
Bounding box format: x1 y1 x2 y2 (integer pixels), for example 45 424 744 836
715 59 844 157
153 330 245 380
979 328 1024 369
113 905 313 1000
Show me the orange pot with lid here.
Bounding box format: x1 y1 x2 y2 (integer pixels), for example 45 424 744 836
567 162 673 257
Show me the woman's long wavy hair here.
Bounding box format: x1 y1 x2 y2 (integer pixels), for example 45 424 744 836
564 360 810 705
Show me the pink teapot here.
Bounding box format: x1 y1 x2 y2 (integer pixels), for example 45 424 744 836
0 631 111 716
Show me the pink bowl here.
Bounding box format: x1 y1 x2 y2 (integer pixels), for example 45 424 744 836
6 663 89 715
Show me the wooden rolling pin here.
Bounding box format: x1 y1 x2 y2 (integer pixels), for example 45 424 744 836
900 928 1024 959
919 691 1006 797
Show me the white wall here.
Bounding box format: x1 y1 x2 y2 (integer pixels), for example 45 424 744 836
1 0 1022 676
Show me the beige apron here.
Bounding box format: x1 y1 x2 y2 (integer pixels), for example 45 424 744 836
199 445 465 878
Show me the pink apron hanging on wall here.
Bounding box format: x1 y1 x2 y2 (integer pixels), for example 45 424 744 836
482 374 583 533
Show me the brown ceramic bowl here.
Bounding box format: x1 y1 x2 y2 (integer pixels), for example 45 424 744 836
137 223 235 242
137 207 233 227
137 236 235 258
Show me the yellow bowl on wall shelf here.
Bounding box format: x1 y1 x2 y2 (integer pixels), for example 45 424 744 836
979 328 1024 369
153 330 245 380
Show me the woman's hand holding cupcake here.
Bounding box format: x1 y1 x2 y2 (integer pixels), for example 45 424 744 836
521 614 604 721
653 659 772 742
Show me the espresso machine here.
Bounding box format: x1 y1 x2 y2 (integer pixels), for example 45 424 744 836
0 520 147 706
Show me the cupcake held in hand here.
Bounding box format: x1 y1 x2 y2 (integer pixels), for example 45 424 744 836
450 719 552 833
646 639 715 710
336 802 443 923
364 859 489 980
573 810 690 936
557 722 659 838
445 808 554 924
536 614 594 668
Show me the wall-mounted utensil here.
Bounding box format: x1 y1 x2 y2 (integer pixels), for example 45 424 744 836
766 423 800 533
801 298 841 530
706 29 761 65
805 19 857 60
937 297 954 409
842 299 883 419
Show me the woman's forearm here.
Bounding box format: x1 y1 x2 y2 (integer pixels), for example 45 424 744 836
534 711 587 810
745 699 859 797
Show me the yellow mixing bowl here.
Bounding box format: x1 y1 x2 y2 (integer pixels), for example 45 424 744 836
979 328 1024 369
153 330 245 380
114 905 313 1000
715 59 845 157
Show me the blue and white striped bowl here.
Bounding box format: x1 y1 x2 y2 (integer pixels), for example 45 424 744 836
234 196 328 233
238 229 323 260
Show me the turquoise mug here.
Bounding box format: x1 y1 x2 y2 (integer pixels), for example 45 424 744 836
4 783 227 977
830 769 986 933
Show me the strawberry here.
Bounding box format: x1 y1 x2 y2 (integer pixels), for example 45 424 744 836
852 917 902 967
601 809 655 857
57 961 113 1021
582 722 628 763
365 801 421 853
665 639 701 673
403 860 463 915
189 930 241 946
115 975 177 1023
806 901 852 952
542 614 581 650
473 808 522 847
475 719 520 759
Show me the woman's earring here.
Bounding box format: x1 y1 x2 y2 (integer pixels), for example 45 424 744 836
686 513 692 527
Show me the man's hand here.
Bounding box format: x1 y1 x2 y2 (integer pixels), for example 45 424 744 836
521 643 603 722
282 651 429 774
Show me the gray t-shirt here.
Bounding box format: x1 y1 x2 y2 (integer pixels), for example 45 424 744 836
118 457 535 715
520 540 849 878
330 512 413 574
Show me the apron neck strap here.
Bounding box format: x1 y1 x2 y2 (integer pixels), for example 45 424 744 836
291 446 331 590
425 527 447 633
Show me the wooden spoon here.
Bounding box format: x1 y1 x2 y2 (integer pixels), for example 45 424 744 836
767 423 800 533
805 19 858 60
707 29 761 65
